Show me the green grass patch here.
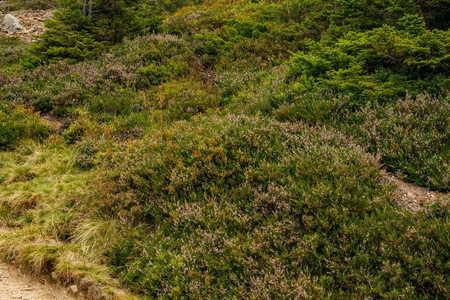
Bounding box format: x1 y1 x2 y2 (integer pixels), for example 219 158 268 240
0 102 51 150
0 142 134 299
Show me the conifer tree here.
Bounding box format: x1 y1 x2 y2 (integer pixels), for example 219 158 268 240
31 0 156 64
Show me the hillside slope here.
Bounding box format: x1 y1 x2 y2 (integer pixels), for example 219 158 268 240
0 0 449 298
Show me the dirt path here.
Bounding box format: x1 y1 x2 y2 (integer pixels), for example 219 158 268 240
382 171 447 212
0 263 76 300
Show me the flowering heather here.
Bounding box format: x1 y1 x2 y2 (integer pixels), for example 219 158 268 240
0 35 195 116
355 93 450 191
0 0 449 298
97 115 450 298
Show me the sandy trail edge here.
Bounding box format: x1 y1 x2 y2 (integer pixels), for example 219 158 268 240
382 171 447 212
0 262 76 300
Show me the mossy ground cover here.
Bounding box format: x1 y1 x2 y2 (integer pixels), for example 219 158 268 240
0 0 449 298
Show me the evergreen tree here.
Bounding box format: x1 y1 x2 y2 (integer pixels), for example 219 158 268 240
416 0 450 29
31 0 158 64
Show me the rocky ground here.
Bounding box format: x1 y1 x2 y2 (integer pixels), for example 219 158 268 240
0 9 53 41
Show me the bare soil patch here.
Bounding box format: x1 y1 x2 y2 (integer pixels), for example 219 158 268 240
0 9 54 41
383 171 447 212
0 262 76 300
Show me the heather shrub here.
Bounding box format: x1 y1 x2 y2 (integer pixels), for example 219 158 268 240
225 67 351 125
61 116 104 144
1 0 449 298
215 70 266 101
110 35 193 69
101 114 449 298
87 92 142 116
164 2 304 69
0 36 28 73
353 93 450 191
154 80 221 121
0 102 51 150
0 35 195 115
227 70 449 191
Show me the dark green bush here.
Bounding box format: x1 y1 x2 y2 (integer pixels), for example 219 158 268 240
31 0 162 64
416 0 450 29
288 0 418 37
289 17 450 104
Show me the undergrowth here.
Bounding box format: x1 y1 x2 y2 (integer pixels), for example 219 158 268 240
101 115 449 298
0 0 449 298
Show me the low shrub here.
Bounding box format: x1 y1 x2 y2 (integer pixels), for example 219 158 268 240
0 35 195 116
0 36 28 73
0 102 51 150
352 93 450 191
154 80 221 121
226 70 450 191
101 114 449 298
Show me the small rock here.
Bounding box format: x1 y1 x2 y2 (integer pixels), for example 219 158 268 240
51 272 57 279
2 14 25 34
186 12 202 20
69 284 78 294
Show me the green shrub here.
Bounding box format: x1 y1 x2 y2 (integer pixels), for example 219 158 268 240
284 0 419 39
31 0 162 64
153 80 221 121
0 36 28 73
1 1 449 298
352 93 450 191
1 35 195 116
0 102 51 150
87 92 141 116
417 0 450 30
101 114 449 298
289 18 450 104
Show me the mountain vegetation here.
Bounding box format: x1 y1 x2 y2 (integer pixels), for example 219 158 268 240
0 0 449 298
